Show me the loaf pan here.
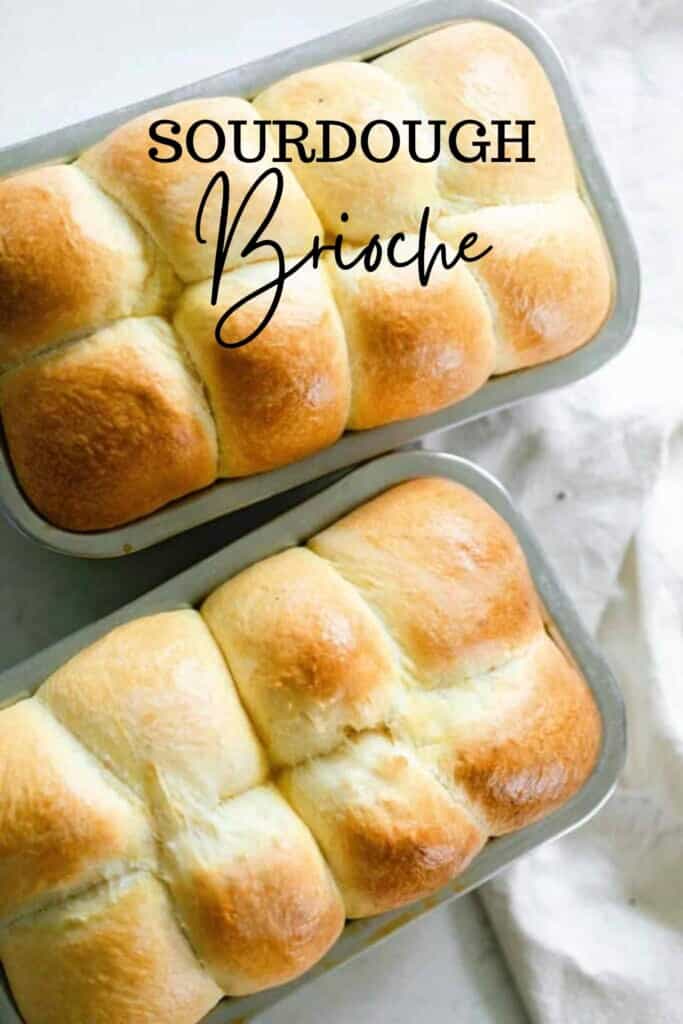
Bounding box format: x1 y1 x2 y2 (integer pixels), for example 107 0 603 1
0 450 626 1024
0 0 640 558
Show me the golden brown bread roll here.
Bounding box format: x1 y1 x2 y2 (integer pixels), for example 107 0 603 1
0 477 602 1022
254 61 440 240
279 733 485 918
0 317 218 531
164 785 344 994
0 165 178 369
0 22 613 531
202 546 399 765
173 261 350 476
79 97 322 282
309 476 543 685
0 699 154 924
325 232 496 428
394 632 602 834
0 873 222 1024
437 196 612 372
375 21 576 206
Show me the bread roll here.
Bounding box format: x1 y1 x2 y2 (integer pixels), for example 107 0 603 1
375 21 575 206
394 633 602 834
0 873 222 1024
325 232 496 429
0 700 153 923
279 732 485 918
309 477 542 686
255 61 439 240
174 261 351 476
80 97 323 282
437 196 612 372
39 611 267 832
202 547 399 765
0 317 217 531
0 165 178 369
165 785 345 994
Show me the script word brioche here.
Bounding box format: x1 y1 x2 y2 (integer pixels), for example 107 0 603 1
0 477 601 1023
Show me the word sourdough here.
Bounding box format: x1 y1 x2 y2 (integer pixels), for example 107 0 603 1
149 117 535 166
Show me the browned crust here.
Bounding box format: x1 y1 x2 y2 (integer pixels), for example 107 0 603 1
182 850 344 994
0 173 101 361
0 874 221 1024
0 25 608 530
326 240 496 430
338 794 484 916
1 319 217 531
309 476 543 683
174 265 351 477
166 787 345 994
449 637 602 834
437 197 612 372
201 547 399 765
0 700 151 922
0 166 176 369
79 97 322 282
280 735 486 918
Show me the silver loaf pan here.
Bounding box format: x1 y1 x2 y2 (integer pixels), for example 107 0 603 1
0 450 626 1024
0 0 640 558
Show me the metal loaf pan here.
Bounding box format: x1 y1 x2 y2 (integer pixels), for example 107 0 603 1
0 450 626 1023
0 0 640 558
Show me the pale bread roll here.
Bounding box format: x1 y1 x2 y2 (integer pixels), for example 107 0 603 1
375 21 576 206
39 610 268 832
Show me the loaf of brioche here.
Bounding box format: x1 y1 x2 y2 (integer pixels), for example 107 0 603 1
0 477 601 1023
0 22 612 530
